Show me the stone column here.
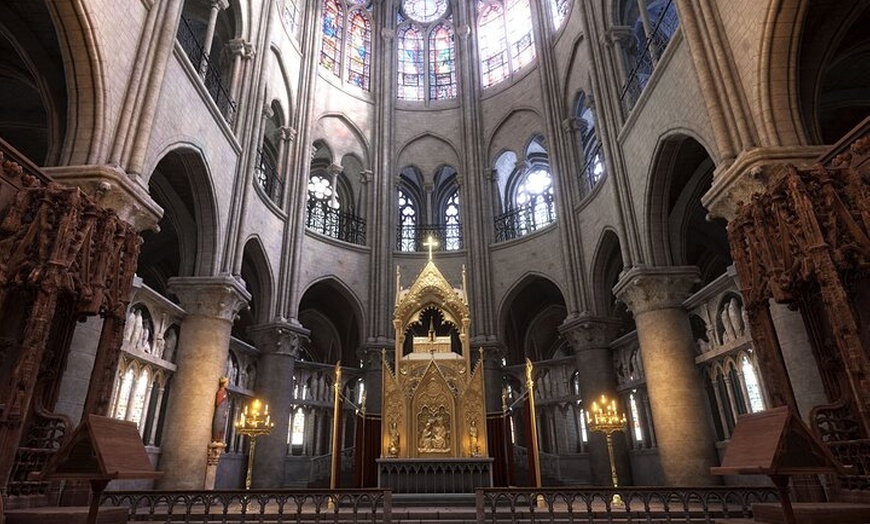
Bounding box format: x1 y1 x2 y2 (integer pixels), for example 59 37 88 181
199 0 229 76
158 275 250 489
560 315 631 486
248 321 308 488
613 267 719 486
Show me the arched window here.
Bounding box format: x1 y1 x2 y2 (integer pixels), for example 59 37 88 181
573 92 606 197
397 187 419 251
346 11 372 89
494 136 555 241
320 0 373 91
477 0 536 89
618 0 679 113
397 0 456 101
443 190 461 250
396 165 463 252
398 25 425 101
428 23 456 100
550 0 571 30
281 0 302 39
320 0 344 77
741 354 765 413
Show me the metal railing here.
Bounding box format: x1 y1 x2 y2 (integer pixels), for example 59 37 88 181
177 16 237 125
395 224 463 252
494 193 556 243
102 489 391 523
476 486 779 523
305 199 366 246
619 0 680 116
254 149 283 204
101 486 778 523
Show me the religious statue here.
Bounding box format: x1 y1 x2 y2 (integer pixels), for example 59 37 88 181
720 305 736 344
727 297 743 337
388 421 400 457
419 410 450 452
212 377 230 443
469 420 480 457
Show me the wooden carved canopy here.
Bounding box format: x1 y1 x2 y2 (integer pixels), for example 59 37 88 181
0 144 141 498
727 126 870 437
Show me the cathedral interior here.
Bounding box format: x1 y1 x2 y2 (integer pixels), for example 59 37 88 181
0 0 869 521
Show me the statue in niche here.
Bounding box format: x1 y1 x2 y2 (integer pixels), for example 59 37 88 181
162 327 178 361
469 420 480 457
126 309 143 351
720 297 744 344
720 305 736 344
728 297 744 337
388 422 400 457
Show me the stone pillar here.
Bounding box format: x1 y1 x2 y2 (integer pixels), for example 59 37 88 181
560 315 631 486
358 344 385 414
480 343 507 413
248 321 308 488
613 267 719 486
157 275 250 489
199 0 229 76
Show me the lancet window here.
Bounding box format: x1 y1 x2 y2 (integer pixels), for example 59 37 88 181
175 0 239 123
477 0 536 89
305 144 367 245
396 165 463 251
550 0 571 30
493 136 556 242
618 0 680 114
397 1 457 101
281 0 302 40
320 0 373 91
572 92 606 197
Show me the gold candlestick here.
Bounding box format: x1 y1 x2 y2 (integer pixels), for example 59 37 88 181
586 394 627 507
234 397 275 490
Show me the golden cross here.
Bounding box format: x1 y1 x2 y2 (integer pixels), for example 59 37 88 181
423 235 439 261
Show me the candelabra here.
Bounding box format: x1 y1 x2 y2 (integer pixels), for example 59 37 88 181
586 394 627 506
234 398 274 490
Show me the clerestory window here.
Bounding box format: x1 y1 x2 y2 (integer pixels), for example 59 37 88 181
320 0 373 91
397 0 457 102
494 136 556 241
477 0 536 89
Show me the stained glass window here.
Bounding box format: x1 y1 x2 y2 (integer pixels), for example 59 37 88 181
550 0 570 30
428 23 456 100
320 0 343 77
282 0 302 39
742 355 765 413
506 0 535 70
346 11 371 89
629 391 644 442
478 0 536 89
403 0 448 23
478 3 508 88
398 25 425 100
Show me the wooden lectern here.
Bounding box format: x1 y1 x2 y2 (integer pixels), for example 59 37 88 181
39 415 163 524
711 406 846 524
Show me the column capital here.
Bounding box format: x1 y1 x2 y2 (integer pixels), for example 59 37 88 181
701 145 827 221
559 315 622 351
43 164 163 232
168 275 251 322
327 163 343 176
248 320 309 356
359 169 373 184
561 117 579 133
613 266 700 316
381 28 395 40
227 38 255 59
279 126 297 142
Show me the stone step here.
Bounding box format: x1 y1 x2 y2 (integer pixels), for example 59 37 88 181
5 506 128 524
753 502 870 524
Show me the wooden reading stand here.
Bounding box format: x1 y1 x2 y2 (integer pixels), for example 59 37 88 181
710 406 846 524
29 415 162 524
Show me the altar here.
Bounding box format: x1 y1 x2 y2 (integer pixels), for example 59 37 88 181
379 255 492 493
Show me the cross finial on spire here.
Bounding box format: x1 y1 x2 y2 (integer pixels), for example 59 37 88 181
423 235 439 261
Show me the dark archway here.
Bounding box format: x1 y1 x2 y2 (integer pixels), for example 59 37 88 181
298 279 363 366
